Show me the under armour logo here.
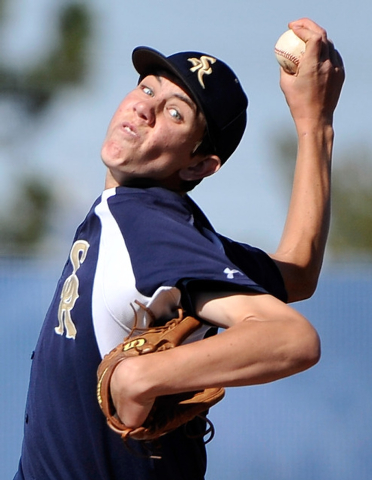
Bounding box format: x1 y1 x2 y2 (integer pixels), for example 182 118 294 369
188 55 216 89
224 268 242 279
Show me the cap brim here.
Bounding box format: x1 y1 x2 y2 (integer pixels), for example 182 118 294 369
132 47 177 79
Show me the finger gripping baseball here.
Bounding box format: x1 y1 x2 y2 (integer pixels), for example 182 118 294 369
97 309 225 442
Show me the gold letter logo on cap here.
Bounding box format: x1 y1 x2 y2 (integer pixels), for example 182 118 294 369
188 56 216 89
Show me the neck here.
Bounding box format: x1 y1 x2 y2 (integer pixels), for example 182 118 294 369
104 169 187 195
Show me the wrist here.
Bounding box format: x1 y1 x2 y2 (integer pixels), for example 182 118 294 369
295 118 334 139
111 355 155 400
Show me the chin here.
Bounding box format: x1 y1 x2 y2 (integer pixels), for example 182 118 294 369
101 141 126 166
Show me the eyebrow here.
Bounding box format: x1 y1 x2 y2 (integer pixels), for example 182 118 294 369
155 75 197 112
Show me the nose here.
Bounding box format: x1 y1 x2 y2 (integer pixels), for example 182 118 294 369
133 100 156 127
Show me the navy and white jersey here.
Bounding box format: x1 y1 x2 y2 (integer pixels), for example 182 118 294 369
15 186 287 480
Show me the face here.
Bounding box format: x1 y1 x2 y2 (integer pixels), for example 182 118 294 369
101 74 207 189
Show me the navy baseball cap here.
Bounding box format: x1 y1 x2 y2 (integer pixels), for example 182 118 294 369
132 47 248 164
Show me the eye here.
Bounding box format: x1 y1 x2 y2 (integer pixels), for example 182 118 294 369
169 108 182 121
141 85 154 96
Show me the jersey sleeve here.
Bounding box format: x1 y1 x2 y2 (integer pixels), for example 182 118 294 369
107 188 287 317
179 235 287 316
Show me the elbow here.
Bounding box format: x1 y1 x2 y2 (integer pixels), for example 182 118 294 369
294 277 319 302
291 322 321 373
301 333 321 372
286 271 320 303
272 258 322 303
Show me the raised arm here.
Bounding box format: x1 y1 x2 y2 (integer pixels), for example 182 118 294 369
269 18 345 302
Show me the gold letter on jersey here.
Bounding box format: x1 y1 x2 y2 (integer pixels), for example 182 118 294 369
55 240 90 339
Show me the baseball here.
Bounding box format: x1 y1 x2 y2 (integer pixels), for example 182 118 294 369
274 29 306 74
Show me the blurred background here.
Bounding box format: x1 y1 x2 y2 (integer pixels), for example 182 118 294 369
1 0 371 478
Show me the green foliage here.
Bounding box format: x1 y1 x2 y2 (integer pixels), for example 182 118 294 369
272 129 297 186
0 0 4 21
26 4 91 97
0 2 92 254
330 145 372 256
272 130 372 258
0 3 91 113
0 176 54 254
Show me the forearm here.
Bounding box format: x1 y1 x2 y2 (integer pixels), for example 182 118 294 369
128 315 318 393
272 121 334 301
110 294 320 427
270 19 344 302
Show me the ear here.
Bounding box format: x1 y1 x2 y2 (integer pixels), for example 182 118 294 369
179 155 221 182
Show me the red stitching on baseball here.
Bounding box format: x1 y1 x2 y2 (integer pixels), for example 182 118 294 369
274 48 300 66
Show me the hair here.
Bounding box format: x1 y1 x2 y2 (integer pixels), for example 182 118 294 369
192 131 215 158
178 130 216 192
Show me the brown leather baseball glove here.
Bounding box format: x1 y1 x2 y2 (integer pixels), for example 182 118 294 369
97 307 225 443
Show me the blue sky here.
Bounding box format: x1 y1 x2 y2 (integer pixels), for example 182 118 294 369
0 0 371 256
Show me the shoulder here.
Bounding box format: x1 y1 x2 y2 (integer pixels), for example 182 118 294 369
105 187 193 223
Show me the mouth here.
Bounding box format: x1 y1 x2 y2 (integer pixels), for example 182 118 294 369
121 122 138 137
